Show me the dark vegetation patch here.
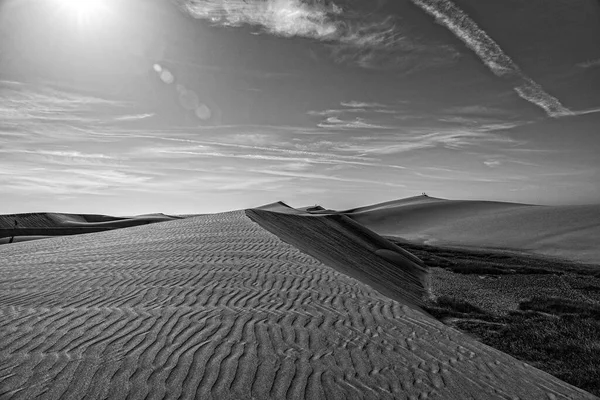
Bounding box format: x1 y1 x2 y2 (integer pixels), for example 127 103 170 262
386 237 600 277
457 305 600 397
423 296 496 321
581 285 600 292
520 297 600 320
413 239 600 397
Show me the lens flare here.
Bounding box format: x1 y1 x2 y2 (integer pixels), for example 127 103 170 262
195 104 212 120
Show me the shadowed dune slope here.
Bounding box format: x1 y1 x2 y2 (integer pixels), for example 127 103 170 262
246 204 429 309
345 196 600 264
0 210 597 399
0 212 181 240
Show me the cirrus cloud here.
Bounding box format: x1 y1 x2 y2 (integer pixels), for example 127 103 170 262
180 0 459 71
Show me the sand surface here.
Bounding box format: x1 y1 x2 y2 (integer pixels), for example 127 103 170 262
344 196 600 264
0 209 597 399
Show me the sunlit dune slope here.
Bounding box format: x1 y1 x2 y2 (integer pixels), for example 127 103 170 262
342 195 448 213
0 212 181 242
0 208 596 399
344 196 600 264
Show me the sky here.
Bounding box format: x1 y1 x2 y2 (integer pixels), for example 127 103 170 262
1 0 599 215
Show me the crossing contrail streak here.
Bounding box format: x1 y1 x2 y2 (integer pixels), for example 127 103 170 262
412 0 574 118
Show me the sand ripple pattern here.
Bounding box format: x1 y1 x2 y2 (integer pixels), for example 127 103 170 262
0 211 596 399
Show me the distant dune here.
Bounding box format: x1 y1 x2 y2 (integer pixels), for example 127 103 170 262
0 212 182 244
0 205 596 399
340 196 600 264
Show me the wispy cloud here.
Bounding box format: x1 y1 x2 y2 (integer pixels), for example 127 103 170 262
250 168 406 187
0 167 154 195
0 82 166 197
443 105 511 116
308 109 352 117
0 81 144 127
483 160 501 168
577 58 600 69
563 106 600 117
0 149 124 169
411 0 573 118
411 170 525 183
154 136 377 162
310 102 515 130
317 116 392 130
330 15 459 71
341 101 390 108
481 156 539 169
2 77 567 205
181 0 340 38
412 165 531 183
181 0 458 71
334 125 523 155
114 113 155 121
150 149 406 170
207 175 292 191
3 150 118 160
308 107 397 117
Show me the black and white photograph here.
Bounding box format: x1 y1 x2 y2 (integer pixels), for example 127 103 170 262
1 0 600 398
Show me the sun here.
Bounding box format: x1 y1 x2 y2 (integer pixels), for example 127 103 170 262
55 0 111 27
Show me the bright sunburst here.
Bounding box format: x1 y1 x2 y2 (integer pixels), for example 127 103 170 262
55 0 111 27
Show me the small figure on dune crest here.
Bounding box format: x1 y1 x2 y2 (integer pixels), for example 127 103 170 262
9 220 17 244
422 192 428 197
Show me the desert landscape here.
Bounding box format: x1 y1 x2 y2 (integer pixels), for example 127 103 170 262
2 0 600 398
1 197 599 399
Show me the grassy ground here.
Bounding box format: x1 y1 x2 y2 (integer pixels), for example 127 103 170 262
387 238 600 397
388 239 600 277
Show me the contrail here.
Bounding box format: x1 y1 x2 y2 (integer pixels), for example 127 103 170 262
411 0 573 118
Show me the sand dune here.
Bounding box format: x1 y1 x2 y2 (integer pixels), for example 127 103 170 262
0 235 54 245
0 207 596 399
247 202 429 308
342 195 448 213
342 196 600 264
0 212 181 244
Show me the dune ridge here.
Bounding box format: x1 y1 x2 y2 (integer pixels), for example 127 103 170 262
0 212 181 244
0 209 597 399
341 196 600 264
342 195 448 214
